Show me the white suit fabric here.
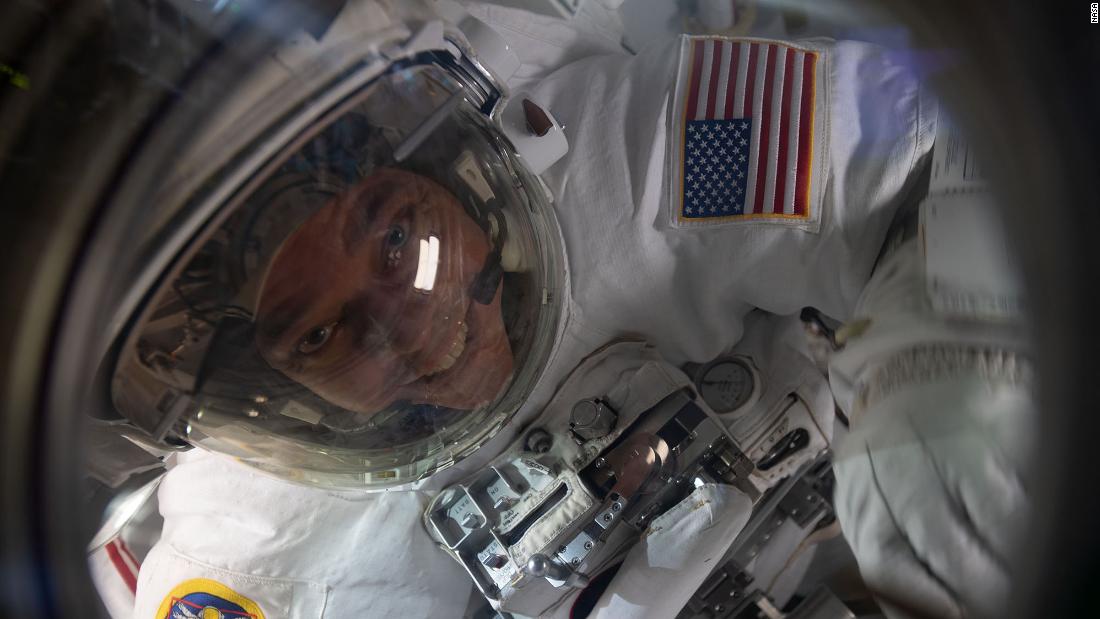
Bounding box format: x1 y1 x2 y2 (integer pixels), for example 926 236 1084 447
90 537 141 618
133 452 470 618
828 238 1034 619
588 484 753 618
426 12 933 490
133 5 935 618
533 36 934 368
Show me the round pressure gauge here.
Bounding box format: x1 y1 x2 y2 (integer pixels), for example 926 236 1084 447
690 356 756 414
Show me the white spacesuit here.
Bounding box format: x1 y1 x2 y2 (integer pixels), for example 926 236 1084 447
92 2 1030 618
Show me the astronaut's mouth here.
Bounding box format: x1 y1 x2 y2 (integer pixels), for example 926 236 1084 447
422 319 470 378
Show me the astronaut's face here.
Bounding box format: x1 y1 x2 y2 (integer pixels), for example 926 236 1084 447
255 168 513 415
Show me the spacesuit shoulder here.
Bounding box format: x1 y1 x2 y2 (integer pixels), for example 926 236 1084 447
134 451 472 618
668 36 832 230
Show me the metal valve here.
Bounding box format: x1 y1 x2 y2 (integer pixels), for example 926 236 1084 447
525 553 572 581
524 428 553 454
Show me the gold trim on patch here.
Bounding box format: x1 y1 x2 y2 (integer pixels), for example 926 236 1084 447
156 577 266 619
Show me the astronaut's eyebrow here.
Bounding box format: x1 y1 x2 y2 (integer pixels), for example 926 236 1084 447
259 301 308 345
341 177 410 254
341 195 379 255
338 177 424 257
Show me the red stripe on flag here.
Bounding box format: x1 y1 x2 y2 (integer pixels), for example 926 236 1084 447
723 42 741 119
741 44 758 124
705 40 724 119
773 48 796 215
105 541 137 594
752 45 778 214
685 40 705 121
794 52 816 216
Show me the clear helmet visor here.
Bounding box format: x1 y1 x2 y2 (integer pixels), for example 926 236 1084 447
111 60 565 488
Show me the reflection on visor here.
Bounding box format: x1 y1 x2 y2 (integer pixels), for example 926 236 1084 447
111 61 565 487
254 168 515 415
414 236 441 292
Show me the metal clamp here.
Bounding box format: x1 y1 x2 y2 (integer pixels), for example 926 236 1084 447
701 436 759 501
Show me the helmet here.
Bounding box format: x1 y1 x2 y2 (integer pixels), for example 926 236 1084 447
107 1 568 488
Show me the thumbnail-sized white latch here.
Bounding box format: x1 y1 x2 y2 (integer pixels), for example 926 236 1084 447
499 94 569 175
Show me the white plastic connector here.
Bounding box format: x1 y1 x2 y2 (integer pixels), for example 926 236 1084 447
428 0 520 84
498 94 569 176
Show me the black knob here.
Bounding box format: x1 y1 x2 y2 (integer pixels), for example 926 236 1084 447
524 428 553 454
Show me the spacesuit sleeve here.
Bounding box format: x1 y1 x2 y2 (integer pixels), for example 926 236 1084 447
828 234 1035 619
132 449 473 619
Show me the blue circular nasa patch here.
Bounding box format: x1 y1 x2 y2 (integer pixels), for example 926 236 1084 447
157 578 265 619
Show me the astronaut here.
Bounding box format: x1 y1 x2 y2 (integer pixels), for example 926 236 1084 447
253 167 515 414
95 1 1031 618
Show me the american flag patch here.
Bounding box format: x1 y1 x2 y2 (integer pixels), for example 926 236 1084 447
669 37 827 230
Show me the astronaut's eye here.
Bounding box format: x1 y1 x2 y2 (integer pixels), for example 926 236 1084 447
297 323 335 355
386 225 407 248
